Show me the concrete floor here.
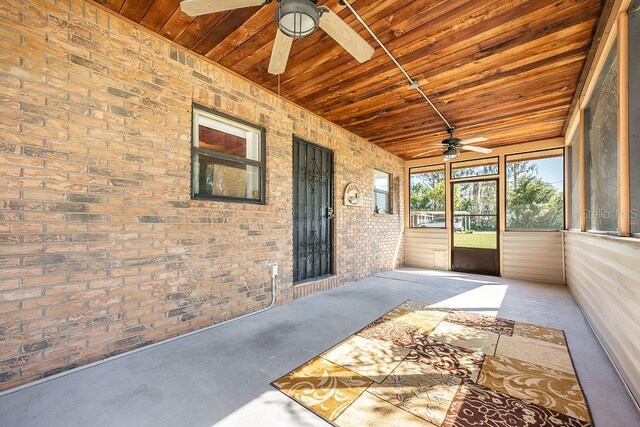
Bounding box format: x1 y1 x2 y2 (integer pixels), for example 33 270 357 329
0 268 638 427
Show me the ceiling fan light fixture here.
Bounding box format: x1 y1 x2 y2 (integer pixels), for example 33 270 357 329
443 146 459 161
276 0 320 38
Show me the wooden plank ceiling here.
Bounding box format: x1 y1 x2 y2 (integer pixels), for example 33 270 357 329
95 0 604 159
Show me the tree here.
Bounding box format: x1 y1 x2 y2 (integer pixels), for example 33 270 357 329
410 171 445 211
507 175 564 229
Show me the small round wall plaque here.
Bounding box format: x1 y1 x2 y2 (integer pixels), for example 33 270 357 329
344 183 361 206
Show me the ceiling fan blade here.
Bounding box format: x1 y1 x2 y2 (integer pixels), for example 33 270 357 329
411 148 443 159
458 137 488 145
461 145 492 154
180 0 264 17
268 29 293 75
319 9 374 63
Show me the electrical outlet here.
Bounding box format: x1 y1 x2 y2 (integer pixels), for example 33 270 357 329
272 265 278 277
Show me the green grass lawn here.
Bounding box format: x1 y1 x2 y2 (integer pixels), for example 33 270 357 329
453 232 497 249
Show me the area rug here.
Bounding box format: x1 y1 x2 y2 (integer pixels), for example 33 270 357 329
272 300 592 427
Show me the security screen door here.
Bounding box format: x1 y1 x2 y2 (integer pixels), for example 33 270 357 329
451 179 500 276
293 138 334 283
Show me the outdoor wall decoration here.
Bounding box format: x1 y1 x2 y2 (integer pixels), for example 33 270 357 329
344 183 362 206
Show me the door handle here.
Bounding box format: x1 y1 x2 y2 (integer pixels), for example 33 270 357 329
327 207 334 220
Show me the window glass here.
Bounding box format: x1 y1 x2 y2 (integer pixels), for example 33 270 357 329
630 1 640 233
568 131 581 230
192 108 264 203
409 166 446 228
451 158 499 179
374 170 391 213
585 44 618 232
506 149 565 230
194 154 261 200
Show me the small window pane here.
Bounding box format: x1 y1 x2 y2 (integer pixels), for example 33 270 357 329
196 115 261 161
409 166 445 228
375 192 389 213
506 150 565 230
194 154 261 200
585 44 618 232
451 158 499 179
374 170 390 191
630 2 640 233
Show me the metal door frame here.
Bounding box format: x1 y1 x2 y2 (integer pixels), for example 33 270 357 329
292 137 335 284
450 177 501 276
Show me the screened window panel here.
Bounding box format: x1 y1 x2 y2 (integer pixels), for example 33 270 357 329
585 44 618 233
451 158 499 179
506 150 565 230
409 166 446 228
568 132 581 229
630 2 640 233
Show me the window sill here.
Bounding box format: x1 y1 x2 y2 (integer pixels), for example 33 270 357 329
408 227 447 230
191 195 265 205
562 230 640 246
505 229 563 233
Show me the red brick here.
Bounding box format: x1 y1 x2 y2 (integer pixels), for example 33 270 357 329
0 0 404 392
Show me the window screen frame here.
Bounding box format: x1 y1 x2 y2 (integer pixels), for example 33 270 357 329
191 104 267 204
408 164 446 228
584 42 619 235
505 148 566 232
373 169 392 214
630 1 640 236
567 134 582 231
450 157 500 181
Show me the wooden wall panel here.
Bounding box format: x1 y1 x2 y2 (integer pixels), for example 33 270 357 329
503 232 565 284
565 232 640 404
405 229 449 270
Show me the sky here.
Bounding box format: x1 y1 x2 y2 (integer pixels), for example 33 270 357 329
531 157 564 191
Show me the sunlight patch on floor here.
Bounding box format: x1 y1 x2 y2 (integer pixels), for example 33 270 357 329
214 390 326 427
430 284 509 316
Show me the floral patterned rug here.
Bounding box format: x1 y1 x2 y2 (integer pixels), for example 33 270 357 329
272 300 592 426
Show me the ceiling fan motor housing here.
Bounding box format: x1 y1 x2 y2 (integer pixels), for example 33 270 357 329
276 0 320 39
443 127 461 146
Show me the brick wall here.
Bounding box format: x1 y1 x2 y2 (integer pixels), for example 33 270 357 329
0 0 405 391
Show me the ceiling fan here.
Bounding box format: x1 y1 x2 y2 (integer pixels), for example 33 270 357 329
411 127 492 160
180 0 375 75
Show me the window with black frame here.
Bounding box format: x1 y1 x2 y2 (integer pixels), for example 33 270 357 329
191 107 265 203
506 149 565 230
374 169 391 213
